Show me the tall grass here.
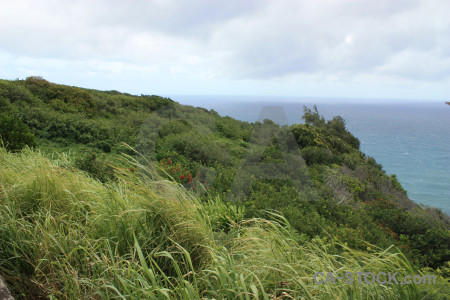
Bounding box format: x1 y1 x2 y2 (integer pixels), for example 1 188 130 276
0 147 442 299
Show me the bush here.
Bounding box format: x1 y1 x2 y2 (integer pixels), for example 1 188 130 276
90 140 113 153
301 146 341 165
215 116 251 140
0 80 36 105
158 119 193 138
74 150 114 182
158 133 233 166
0 113 35 151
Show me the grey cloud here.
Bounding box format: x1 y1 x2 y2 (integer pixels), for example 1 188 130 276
223 35 320 79
1 0 449 84
213 0 450 81
0 0 262 59
85 0 263 37
331 0 420 18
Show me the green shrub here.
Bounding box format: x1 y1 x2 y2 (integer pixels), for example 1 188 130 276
0 79 36 105
215 116 251 141
291 124 321 148
159 119 193 138
0 113 35 151
301 146 341 165
158 133 232 166
90 140 113 152
364 198 450 268
74 150 114 182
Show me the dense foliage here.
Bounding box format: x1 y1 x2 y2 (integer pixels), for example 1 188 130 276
0 77 449 298
0 113 35 151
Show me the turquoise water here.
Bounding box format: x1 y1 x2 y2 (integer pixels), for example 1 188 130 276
175 96 450 214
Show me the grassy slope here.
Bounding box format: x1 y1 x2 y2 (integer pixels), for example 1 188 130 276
2 148 448 299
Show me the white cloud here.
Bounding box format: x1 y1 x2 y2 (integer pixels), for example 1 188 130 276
344 35 353 45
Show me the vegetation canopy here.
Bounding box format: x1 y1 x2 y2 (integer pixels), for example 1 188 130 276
0 77 448 299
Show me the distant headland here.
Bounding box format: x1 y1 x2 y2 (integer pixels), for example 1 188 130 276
446 101 450 106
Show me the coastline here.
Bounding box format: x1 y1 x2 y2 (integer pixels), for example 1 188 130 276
179 99 450 215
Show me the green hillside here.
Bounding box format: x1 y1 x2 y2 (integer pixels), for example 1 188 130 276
0 77 449 299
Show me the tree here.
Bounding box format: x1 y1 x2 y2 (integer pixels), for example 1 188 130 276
0 113 36 151
302 105 325 127
328 116 346 134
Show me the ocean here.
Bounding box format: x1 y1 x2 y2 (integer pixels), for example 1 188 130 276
173 96 450 215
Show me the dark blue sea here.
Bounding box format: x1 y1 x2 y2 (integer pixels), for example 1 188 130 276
174 96 450 214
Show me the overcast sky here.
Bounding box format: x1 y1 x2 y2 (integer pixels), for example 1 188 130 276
1 0 450 101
